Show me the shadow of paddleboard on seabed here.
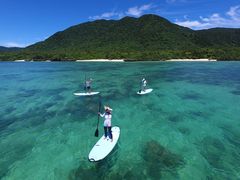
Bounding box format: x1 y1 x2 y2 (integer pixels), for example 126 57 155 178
94 141 120 170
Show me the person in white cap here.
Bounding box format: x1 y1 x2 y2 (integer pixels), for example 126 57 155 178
98 106 113 142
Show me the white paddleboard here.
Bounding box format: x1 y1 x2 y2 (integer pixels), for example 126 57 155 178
88 126 120 162
137 88 153 95
73 92 100 96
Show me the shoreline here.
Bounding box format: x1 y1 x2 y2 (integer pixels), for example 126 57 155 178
76 59 124 62
0 58 221 62
165 59 217 62
75 58 217 62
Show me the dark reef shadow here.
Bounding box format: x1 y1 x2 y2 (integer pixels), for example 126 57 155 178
231 90 240 95
178 91 202 101
141 140 185 179
198 136 226 170
168 114 184 123
177 126 191 135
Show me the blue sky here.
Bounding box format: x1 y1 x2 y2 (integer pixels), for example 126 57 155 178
0 0 239 47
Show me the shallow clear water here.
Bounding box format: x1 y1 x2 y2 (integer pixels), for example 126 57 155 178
0 61 240 179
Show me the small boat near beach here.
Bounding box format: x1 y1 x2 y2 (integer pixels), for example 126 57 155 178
14 60 25 62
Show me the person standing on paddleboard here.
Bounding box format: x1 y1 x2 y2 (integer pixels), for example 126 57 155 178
141 78 147 92
85 78 93 93
98 106 113 142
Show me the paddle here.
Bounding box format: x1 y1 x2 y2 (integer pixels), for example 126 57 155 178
139 78 142 93
84 74 87 92
95 97 101 137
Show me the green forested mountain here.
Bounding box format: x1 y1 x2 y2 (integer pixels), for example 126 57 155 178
27 15 196 51
195 28 240 47
0 46 21 52
1 14 240 60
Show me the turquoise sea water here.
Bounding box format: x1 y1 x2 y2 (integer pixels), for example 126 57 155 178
0 61 240 179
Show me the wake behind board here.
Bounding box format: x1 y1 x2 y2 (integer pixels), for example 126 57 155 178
89 126 120 162
137 88 153 95
73 92 99 96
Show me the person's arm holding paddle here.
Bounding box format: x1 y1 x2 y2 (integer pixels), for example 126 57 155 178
98 112 105 117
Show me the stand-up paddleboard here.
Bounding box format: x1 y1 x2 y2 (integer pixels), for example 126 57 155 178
137 88 153 95
73 92 100 96
89 126 120 162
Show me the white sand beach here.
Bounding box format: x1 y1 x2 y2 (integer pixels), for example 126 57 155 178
76 59 124 62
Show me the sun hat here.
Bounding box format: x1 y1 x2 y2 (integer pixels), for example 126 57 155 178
104 106 113 111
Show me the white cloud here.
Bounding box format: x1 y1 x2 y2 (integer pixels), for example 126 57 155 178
183 15 188 19
126 7 142 17
176 20 210 29
139 4 153 11
89 11 123 20
227 5 240 20
89 4 154 20
126 4 153 17
2 42 28 48
175 5 240 29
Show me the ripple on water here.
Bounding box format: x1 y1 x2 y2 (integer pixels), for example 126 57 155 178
0 117 18 132
4 106 17 114
18 88 42 98
221 125 240 150
0 132 35 179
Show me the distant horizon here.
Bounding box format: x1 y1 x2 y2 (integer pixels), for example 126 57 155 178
0 0 239 48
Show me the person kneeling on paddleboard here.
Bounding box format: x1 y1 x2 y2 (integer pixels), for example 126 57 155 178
98 106 113 142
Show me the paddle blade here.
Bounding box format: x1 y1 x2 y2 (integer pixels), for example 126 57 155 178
95 129 99 137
